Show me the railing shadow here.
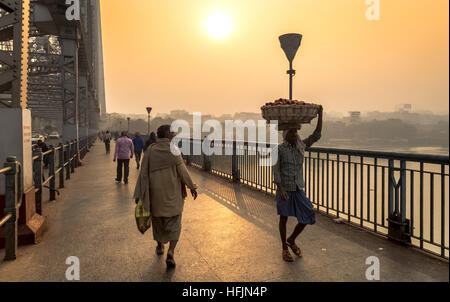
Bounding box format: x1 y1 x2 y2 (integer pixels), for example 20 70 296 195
193 169 279 237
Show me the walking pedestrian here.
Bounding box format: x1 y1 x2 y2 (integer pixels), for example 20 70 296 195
104 131 112 154
273 106 323 262
37 140 49 168
133 125 198 268
132 132 145 169
114 131 134 184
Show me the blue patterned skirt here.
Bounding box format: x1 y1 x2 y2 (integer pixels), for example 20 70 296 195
276 189 316 225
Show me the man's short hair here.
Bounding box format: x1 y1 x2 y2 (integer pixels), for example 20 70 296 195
121 131 128 137
157 125 171 139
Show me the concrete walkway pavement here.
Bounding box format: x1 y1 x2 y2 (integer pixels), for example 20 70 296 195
0 142 448 282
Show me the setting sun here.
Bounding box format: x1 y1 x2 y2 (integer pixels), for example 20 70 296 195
205 11 233 39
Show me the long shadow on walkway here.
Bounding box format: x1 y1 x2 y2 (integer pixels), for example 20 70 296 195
189 168 449 282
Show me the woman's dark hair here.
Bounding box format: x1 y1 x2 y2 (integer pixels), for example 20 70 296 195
157 125 171 139
150 132 156 141
144 132 157 151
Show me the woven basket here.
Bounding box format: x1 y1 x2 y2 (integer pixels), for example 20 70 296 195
261 104 320 127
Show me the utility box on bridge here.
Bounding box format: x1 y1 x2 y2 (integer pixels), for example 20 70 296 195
0 109 33 193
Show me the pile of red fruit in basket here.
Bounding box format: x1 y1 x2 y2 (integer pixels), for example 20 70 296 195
263 98 320 107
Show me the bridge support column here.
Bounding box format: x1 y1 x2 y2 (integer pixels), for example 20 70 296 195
0 0 45 248
0 110 46 248
61 27 80 150
78 74 87 141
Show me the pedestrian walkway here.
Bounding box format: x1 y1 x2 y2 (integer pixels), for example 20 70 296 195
0 143 448 282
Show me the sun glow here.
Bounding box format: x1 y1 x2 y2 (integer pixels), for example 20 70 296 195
205 11 233 39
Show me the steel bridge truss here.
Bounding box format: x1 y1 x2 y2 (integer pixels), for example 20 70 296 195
0 0 105 140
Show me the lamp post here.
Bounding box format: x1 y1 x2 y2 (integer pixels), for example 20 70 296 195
127 117 131 133
146 107 152 135
279 33 302 100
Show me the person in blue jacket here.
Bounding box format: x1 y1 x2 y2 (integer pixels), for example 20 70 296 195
132 132 145 169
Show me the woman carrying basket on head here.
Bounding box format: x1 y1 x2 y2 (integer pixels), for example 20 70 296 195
273 105 323 262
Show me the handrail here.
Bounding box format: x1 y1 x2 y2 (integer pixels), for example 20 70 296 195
0 214 12 228
187 138 449 164
0 157 21 261
0 167 12 175
1 133 99 261
32 135 98 205
308 147 449 165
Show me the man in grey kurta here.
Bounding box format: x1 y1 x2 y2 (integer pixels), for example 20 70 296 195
134 125 198 268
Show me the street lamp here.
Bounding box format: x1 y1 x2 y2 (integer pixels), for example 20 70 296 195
146 107 152 135
279 33 302 100
127 117 131 133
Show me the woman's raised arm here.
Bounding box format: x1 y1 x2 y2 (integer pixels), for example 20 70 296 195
303 106 323 149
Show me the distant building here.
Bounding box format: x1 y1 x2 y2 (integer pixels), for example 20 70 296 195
170 110 190 119
395 104 412 113
219 114 233 121
348 111 361 122
402 104 412 112
233 112 261 121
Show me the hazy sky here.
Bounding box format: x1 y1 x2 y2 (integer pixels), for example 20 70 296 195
100 0 449 117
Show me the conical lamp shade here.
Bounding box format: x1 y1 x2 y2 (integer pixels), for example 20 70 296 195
279 33 303 63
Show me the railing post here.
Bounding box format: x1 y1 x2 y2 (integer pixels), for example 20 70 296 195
202 139 212 172
232 141 240 182
78 140 82 160
70 140 75 173
33 148 43 215
65 142 71 180
387 159 411 244
82 138 86 158
400 160 407 223
3 157 19 261
185 139 192 166
59 143 64 188
49 145 56 201
73 140 79 169
388 159 394 217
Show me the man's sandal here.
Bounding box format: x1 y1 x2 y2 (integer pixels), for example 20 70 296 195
156 245 164 256
282 249 294 262
286 241 302 257
166 252 176 268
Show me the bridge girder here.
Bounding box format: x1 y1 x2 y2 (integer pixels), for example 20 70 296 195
0 0 105 139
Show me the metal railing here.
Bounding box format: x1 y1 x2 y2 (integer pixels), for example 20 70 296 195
32 135 97 213
182 138 449 260
0 157 21 261
1 135 97 261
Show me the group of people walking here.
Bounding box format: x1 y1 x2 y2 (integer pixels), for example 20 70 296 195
99 130 157 183
96 107 322 269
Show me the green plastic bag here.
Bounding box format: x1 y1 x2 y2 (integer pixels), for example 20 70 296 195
135 199 151 234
